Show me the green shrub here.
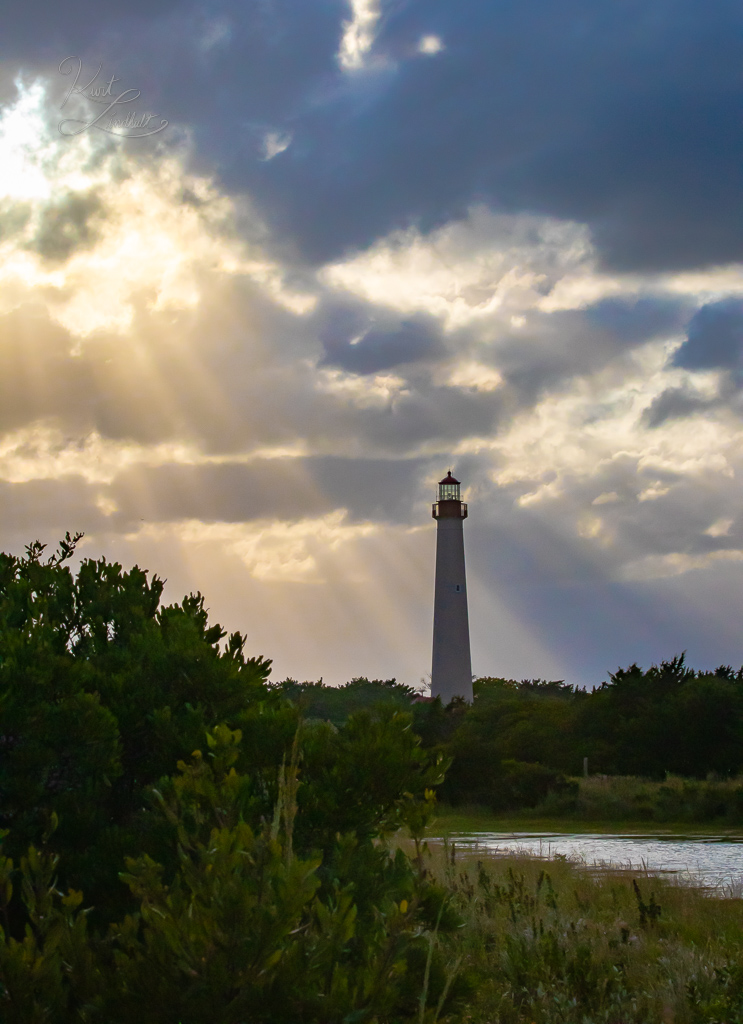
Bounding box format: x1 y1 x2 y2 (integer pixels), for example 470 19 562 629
529 774 743 824
0 725 462 1024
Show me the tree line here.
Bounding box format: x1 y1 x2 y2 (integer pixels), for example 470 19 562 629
279 656 743 810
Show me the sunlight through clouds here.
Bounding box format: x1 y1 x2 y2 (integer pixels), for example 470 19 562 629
323 206 743 329
0 81 56 201
322 208 594 327
491 349 740 504
0 425 203 484
0 423 310 485
130 511 377 583
338 0 382 70
316 368 410 408
0 82 315 337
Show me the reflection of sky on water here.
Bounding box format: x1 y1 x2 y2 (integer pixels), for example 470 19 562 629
435 833 743 891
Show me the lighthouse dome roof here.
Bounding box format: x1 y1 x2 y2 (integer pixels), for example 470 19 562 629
439 470 460 486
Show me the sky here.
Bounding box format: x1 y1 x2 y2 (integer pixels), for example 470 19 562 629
1 1 743 689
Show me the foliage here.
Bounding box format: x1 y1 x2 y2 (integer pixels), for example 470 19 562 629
274 677 419 728
576 655 743 777
0 725 461 1024
105 724 456 1024
270 661 743 813
0 538 444 927
530 772 743 824
5 535 743 1019
0 537 463 1020
418 660 743 811
420 844 743 1024
0 536 272 919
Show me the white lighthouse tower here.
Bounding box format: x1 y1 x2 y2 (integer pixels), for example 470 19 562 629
431 470 473 704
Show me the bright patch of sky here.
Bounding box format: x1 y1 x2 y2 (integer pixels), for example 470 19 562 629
338 0 382 70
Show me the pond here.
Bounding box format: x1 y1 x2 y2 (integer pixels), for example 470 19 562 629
433 831 743 892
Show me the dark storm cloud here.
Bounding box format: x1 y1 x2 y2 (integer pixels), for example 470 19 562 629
6 0 741 275
7 1 347 156
640 297 743 425
355 383 502 454
673 298 743 371
0 0 188 108
0 0 184 56
637 298 743 426
585 297 689 344
318 305 445 374
312 456 430 520
232 0 743 270
643 385 716 428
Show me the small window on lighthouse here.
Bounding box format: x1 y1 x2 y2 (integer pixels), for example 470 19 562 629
455 584 462 592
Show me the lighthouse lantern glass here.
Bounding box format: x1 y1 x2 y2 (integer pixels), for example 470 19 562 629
438 481 460 501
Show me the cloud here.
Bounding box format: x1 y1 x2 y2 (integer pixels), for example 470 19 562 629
673 298 743 371
0 0 185 52
169 0 739 275
585 296 689 345
338 0 382 70
131 511 377 583
319 309 445 374
321 208 594 327
108 456 431 527
2 0 742 280
29 188 104 261
643 385 717 428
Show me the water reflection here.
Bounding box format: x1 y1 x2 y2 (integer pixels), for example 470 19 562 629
434 832 743 891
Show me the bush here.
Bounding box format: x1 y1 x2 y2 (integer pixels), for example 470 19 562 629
0 724 461 1024
0 536 271 921
531 774 743 824
489 760 578 813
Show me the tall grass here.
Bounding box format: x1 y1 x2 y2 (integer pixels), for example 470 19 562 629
423 843 743 1023
533 774 743 824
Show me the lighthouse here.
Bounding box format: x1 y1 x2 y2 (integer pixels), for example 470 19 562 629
431 471 473 704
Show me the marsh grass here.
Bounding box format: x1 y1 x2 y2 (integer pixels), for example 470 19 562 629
408 841 743 1023
434 775 743 834
539 774 743 825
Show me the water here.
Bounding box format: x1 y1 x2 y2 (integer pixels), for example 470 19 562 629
435 831 743 891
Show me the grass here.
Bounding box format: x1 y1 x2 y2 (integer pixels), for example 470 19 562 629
434 774 743 835
420 842 743 1023
431 805 743 836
